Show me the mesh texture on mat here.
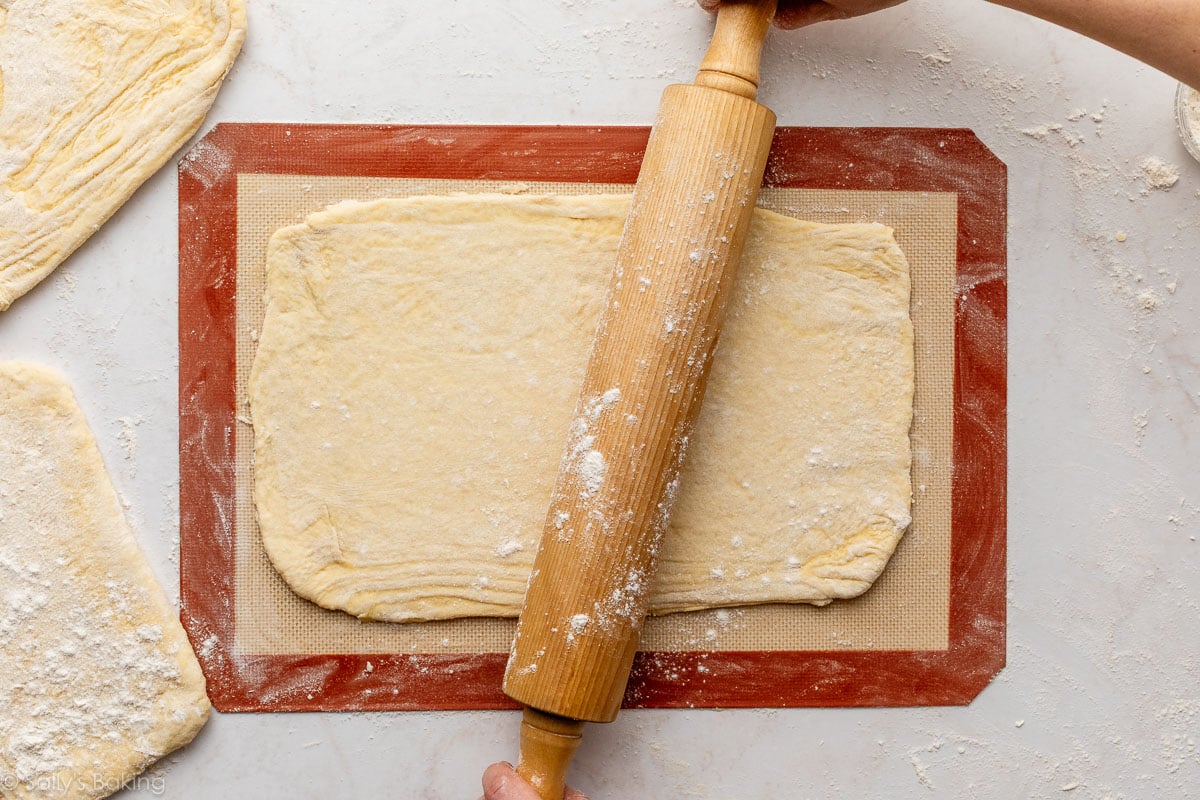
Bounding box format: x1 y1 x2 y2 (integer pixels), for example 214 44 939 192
231 176 955 657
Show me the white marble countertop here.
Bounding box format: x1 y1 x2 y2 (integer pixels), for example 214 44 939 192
2 1 1198 797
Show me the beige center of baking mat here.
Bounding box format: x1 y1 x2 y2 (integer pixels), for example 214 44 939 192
233 175 954 656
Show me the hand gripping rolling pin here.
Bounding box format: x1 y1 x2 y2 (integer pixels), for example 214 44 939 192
502 3 778 797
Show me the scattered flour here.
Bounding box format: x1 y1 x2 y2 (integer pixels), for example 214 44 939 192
117 415 140 476
0 562 186 790
578 449 607 495
564 614 591 646
197 634 218 661
564 387 623 500
1020 123 1062 139
1139 157 1179 190
909 751 936 789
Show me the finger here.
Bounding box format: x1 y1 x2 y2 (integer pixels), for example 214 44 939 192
698 0 848 30
564 788 590 800
774 3 851 29
481 762 542 800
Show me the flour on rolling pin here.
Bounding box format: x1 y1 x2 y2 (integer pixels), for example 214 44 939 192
248 193 913 624
562 387 623 504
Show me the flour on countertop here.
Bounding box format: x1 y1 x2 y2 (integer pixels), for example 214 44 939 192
1020 123 1063 140
1139 157 1179 190
117 415 141 480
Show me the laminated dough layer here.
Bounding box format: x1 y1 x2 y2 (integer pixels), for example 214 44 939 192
0 0 246 311
0 363 210 799
250 194 914 622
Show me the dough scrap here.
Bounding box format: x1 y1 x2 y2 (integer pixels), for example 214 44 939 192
0 363 210 799
251 194 913 622
0 0 246 311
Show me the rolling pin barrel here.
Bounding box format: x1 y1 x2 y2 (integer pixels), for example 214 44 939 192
502 3 778 797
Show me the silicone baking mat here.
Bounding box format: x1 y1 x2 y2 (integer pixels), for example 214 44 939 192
179 124 1006 712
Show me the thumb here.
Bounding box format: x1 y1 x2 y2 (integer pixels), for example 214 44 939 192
481 762 543 800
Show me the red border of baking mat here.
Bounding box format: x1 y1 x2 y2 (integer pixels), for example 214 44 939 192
179 124 1006 712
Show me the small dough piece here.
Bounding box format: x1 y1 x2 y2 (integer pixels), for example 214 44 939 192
251 195 913 622
0 0 246 310
0 363 210 799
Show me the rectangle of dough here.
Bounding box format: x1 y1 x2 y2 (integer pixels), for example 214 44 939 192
0 362 210 799
250 194 913 623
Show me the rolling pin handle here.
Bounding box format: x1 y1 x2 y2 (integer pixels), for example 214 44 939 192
695 0 777 99
516 706 586 800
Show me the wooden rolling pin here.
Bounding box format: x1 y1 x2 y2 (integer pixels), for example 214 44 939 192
502 3 777 797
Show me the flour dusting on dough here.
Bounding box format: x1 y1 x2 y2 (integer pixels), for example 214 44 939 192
0 362 210 796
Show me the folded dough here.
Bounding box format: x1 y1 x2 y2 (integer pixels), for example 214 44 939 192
0 362 210 799
251 194 913 622
0 0 246 310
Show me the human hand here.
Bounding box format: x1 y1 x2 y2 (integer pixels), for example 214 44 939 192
698 0 907 29
480 762 590 800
